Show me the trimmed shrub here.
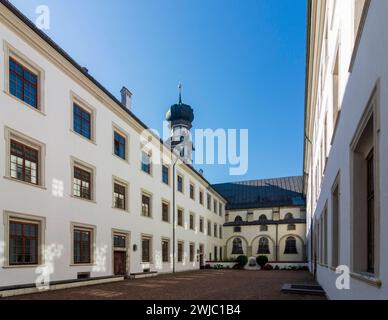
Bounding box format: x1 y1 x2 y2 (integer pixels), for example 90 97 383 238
236 255 248 268
256 255 269 268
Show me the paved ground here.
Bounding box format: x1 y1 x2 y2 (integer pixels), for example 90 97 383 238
6 270 326 300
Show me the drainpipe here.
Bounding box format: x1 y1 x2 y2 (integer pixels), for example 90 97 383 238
172 160 177 274
275 224 279 261
171 155 180 274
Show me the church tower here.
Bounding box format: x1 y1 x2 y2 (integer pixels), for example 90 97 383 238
166 84 194 163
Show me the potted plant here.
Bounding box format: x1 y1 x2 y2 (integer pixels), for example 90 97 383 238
236 255 248 269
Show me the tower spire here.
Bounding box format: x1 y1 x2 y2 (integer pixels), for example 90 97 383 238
178 82 182 104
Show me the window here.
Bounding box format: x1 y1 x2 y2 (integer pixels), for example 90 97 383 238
214 246 218 261
162 165 169 185
219 226 222 239
73 103 92 140
141 193 152 217
114 131 126 160
284 213 294 220
113 183 126 210
113 235 126 248
178 241 184 262
190 183 195 200
234 216 243 223
214 224 218 238
351 99 378 275
141 151 152 174
354 0 367 36
259 215 267 222
232 238 244 255
207 221 211 236
177 209 184 227
214 200 218 214
234 226 241 233
332 47 340 126
10 140 39 185
9 57 38 108
9 221 39 265
162 201 170 222
162 239 169 263
142 237 151 263
73 228 92 264
207 194 211 210
177 175 183 193
189 243 195 262
287 224 296 231
219 203 223 216
219 247 223 261
332 176 340 268
366 150 375 273
284 237 298 254
189 213 195 230
260 225 268 232
199 217 204 233
258 237 270 254
199 190 204 205
73 166 92 200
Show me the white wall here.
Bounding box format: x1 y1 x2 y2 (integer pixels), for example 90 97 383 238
224 207 306 262
0 9 226 288
306 0 388 299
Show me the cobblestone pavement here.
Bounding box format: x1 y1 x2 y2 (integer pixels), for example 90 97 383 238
7 270 326 300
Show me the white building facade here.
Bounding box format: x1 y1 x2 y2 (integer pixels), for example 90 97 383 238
0 1 226 290
214 177 307 266
304 0 388 299
0 1 308 295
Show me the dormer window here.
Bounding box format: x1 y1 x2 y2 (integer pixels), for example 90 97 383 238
285 213 294 220
234 216 243 223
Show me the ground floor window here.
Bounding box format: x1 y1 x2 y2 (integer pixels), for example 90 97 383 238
178 241 184 262
9 221 39 265
232 238 243 255
284 237 298 254
142 236 152 263
258 237 270 254
73 228 92 264
190 243 195 262
162 239 169 263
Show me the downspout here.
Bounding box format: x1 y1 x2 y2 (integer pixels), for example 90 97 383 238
172 160 177 274
276 223 279 261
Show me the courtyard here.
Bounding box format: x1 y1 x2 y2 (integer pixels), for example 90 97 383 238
6 270 326 300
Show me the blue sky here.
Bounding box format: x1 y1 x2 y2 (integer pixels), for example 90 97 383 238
10 0 307 184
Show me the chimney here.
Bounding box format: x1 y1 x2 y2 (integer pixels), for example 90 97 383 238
121 86 132 111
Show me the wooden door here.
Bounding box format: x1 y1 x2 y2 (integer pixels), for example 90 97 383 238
114 251 126 276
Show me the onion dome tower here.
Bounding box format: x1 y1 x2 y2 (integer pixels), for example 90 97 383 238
166 83 195 163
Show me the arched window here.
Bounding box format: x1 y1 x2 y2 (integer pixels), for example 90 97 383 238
284 213 294 220
232 238 244 255
259 214 267 222
284 237 298 254
234 216 243 223
287 224 296 231
258 237 270 254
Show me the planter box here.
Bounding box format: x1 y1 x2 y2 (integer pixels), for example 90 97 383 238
206 262 237 269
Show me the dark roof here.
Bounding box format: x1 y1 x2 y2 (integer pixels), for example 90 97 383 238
212 176 306 210
0 0 226 201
